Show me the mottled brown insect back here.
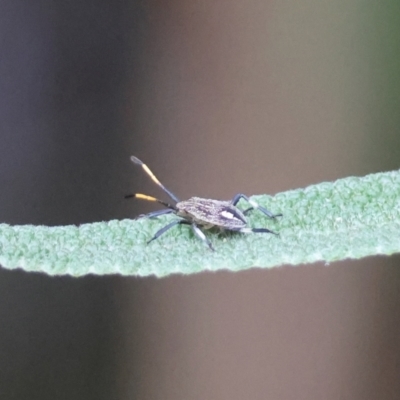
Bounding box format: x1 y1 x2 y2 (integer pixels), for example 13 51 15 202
176 197 246 230
125 156 282 251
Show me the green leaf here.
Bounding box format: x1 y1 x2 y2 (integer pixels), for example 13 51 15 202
1 169 400 277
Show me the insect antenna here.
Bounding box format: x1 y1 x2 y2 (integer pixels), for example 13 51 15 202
124 193 177 211
130 156 180 203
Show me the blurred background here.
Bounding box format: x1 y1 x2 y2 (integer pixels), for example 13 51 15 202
1 0 400 399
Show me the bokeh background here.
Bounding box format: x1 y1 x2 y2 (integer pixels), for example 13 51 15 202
1 1 400 399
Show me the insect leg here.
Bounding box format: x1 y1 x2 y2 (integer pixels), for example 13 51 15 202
242 207 253 215
138 209 175 219
231 194 282 218
191 224 215 251
130 156 180 203
148 219 190 244
237 227 278 235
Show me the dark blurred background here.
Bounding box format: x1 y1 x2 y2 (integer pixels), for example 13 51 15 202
1 1 400 399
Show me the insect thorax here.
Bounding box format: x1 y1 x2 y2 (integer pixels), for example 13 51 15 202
176 197 246 229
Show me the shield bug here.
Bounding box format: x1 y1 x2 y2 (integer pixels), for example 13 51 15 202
125 156 282 250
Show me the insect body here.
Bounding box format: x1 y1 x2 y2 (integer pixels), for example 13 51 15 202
125 156 281 251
